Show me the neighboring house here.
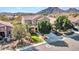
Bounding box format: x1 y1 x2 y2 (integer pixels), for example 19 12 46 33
21 14 55 26
0 21 13 39
47 16 56 24
21 15 42 25
68 16 79 25
72 19 79 25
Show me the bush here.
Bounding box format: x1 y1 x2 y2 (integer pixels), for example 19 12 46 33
54 16 74 31
70 13 79 17
0 15 9 21
31 35 43 43
38 20 52 34
12 23 27 40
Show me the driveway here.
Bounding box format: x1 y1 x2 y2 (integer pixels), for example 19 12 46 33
22 37 79 51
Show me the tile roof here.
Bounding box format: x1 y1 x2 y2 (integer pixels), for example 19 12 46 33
22 15 42 20
0 21 13 27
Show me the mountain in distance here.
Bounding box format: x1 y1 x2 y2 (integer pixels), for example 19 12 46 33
37 7 79 14
37 7 64 14
0 7 79 15
65 8 79 13
0 12 36 16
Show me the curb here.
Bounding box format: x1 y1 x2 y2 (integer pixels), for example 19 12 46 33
16 41 47 51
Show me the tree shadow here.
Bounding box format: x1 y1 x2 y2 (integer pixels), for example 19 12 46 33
48 41 68 47
52 31 62 36
70 33 79 41
63 32 79 41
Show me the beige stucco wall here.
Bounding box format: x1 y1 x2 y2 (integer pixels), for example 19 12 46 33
0 27 12 32
47 16 56 24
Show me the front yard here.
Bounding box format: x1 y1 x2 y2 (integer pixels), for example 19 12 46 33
20 35 79 51
0 15 79 51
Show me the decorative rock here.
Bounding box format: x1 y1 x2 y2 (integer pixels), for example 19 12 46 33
45 32 63 43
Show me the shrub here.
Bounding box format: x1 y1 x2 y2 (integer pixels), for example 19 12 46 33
38 20 52 34
12 23 27 40
70 13 79 17
31 35 43 43
0 15 9 21
54 16 74 31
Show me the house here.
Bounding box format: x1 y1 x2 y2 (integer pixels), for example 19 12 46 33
21 14 55 26
21 15 42 25
0 21 13 40
71 20 79 25
68 16 79 25
47 16 56 24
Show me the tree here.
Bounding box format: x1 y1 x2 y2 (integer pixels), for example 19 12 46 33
12 23 27 40
38 20 52 34
54 16 74 31
15 15 22 21
12 23 32 49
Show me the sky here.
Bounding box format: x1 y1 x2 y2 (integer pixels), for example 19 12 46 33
0 7 79 13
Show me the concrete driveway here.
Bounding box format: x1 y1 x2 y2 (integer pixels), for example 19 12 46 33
21 37 79 51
